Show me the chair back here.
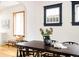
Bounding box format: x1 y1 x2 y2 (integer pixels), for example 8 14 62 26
52 40 57 43
62 41 79 45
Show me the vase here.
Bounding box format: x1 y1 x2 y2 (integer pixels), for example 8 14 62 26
43 36 50 46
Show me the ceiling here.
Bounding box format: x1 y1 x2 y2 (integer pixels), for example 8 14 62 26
0 1 20 10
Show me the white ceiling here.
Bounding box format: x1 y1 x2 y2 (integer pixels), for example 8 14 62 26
0 1 19 10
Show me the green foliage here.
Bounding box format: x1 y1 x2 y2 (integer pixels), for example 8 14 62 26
40 28 53 36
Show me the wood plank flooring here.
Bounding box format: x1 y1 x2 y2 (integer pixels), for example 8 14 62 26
0 45 16 57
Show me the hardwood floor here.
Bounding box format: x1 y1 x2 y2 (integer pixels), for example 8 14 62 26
0 45 42 57
0 45 16 57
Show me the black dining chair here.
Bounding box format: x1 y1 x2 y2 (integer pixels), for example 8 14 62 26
41 40 59 57
17 41 38 57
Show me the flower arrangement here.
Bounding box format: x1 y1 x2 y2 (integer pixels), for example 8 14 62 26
40 28 53 36
40 28 53 45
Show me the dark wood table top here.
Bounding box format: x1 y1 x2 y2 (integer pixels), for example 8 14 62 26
16 41 79 57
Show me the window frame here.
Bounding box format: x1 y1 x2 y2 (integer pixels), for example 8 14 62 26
13 11 25 36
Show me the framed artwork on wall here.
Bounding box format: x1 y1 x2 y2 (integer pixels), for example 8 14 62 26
1 19 10 29
72 1 79 25
44 3 62 26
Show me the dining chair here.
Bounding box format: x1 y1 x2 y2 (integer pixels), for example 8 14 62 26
62 41 79 45
17 41 38 57
19 48 38 57
60 41 79 57
41 40 59 57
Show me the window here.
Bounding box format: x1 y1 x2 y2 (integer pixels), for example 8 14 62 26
13 11 25 36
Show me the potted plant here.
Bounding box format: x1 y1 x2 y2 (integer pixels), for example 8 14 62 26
40 28 53 46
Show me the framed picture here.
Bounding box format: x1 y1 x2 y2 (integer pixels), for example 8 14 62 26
44 3 62 26
72 1 79 25
1 19 10 29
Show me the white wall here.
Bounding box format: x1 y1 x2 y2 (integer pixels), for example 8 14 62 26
22 1 79 43
0 4 26 44
21 1 44 41
0 1 79 44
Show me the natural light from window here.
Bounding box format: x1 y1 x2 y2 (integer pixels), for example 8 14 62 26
13 11 25 36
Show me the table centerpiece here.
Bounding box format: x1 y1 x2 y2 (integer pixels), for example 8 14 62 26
40 28 53 46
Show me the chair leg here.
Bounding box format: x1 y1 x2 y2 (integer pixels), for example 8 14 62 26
36 51 40 57
17 48 19 57
23 51 26 57
32 50 35 57
40 51 42 57
26 49 29 56
19 50 23 57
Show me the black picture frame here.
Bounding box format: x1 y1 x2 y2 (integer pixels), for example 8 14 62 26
44 3 62 26
72 1 79 25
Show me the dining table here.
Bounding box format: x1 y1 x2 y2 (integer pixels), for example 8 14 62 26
16 40 79 57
